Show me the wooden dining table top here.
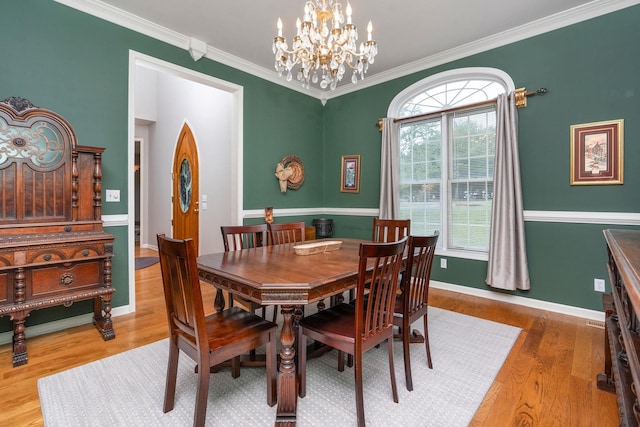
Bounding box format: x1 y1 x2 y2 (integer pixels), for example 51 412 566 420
197 238 365 306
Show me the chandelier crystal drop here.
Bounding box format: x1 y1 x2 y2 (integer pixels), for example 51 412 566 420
272 0 377 90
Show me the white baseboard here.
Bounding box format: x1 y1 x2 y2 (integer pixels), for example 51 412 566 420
431 281 605 321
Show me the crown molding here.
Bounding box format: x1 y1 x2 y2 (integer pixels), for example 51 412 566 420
55 0 639 103
324 0 640 100
54 0 326 99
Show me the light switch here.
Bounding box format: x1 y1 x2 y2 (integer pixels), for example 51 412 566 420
106 189 120 202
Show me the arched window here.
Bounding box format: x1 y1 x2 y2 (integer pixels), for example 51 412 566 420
389 68 514 259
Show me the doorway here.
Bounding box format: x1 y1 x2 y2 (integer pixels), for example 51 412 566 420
172 123 200 252
128 50 244 313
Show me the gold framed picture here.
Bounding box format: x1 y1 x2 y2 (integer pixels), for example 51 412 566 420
340 155 360 193
570 119 623 185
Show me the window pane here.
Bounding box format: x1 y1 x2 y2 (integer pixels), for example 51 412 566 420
398 75 504 254
448 106 495 251
400 80 505 117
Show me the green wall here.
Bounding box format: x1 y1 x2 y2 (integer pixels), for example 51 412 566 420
1 1 638 337
0 0 324 333
323 6 640 311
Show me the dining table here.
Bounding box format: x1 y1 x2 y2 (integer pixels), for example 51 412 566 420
197 238 368 426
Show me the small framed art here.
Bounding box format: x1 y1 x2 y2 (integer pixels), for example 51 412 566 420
570 119 623 185
340 155 360 193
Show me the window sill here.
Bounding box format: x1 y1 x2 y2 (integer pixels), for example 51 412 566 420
435 248 488 262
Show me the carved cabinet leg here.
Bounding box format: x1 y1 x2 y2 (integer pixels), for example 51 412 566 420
93 295 115 341
597 293 615 392
10 311 30 367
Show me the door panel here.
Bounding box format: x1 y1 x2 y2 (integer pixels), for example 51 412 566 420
172 124 199 253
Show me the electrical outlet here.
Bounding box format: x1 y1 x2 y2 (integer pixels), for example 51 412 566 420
594 278 605 292
440 258 447 269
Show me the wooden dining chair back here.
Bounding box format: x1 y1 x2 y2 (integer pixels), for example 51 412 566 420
372 218 411 242
347 218 410 302
220 223 275 320
220 224 269 251
394 232 439 391
157 234 278 427
268 221 306 245
297 237 408 427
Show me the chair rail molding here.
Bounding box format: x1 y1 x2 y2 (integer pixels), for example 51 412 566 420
524 210 640 225
245 208 640 226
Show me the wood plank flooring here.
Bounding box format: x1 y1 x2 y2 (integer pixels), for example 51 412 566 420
0 246 619 426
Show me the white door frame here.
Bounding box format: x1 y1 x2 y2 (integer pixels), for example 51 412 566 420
126 50 244 313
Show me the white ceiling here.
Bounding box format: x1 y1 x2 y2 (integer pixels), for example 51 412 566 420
57 0 637 99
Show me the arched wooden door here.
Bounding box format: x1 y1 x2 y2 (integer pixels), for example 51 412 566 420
172 123 200 253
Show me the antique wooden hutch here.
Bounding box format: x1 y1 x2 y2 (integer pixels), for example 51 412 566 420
0 96 115 366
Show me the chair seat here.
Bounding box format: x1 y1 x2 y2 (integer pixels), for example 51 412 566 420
393 292 427 318
176 307 277 352
393 293 405 315
298 303 356 345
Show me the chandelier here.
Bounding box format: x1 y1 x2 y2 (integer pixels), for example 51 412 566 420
272 1 377 90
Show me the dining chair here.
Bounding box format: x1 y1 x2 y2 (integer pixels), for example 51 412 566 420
347 217 411 303
221 224 269 251
393 232 439 391
372 218 411 243
220 224 274 319
297 237 408 427
267 221 308 322
268 221 306 245
156 234 277 427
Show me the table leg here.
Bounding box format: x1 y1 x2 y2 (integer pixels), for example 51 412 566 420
275 304 297 426
214 288 225 313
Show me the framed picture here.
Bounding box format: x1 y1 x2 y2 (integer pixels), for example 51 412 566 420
570 119 624 185
340 155 360 193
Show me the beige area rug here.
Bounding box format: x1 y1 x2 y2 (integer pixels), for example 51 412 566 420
38 307 520 426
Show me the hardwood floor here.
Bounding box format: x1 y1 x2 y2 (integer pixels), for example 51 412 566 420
0 246 619 426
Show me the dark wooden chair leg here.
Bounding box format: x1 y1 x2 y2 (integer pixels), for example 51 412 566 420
298 329 308 398
163 341 179 413
388 338 398 403
194 358 210 427
267 331 277 407
424 314 433 369
354 352 365 427
402 321 413 391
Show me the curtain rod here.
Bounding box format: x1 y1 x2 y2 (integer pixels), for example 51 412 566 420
378 87 547 131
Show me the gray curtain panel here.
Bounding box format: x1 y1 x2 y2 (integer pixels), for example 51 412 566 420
486 93 531 290
379 117 400 219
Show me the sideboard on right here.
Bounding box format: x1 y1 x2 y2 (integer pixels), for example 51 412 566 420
599 229 640 426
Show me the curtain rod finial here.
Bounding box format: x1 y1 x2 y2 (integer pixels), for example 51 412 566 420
378 118 383 132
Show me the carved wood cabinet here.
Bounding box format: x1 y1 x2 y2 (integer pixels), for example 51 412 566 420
599 229 640 426
0 97 115 366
